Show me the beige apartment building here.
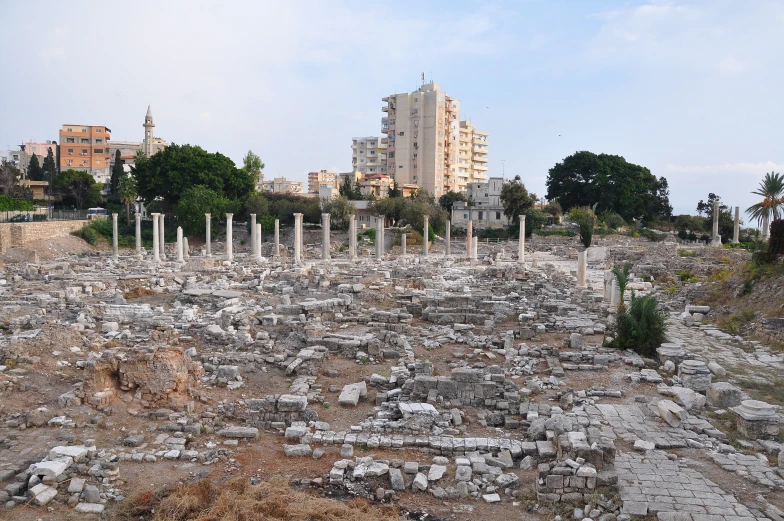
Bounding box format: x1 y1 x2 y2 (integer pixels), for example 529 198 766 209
308 170 339 194
457 121 488 191
351 136 387 175
381 82 489 197
261 177 304 194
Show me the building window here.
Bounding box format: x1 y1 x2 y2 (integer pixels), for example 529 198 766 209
414 121 418 127
95 138 102 143
94 148 104 154
66 138 74 143
96 128 102 133
413 164 417 169
464 213 468 219
478 212 484 220
67 149 74 154
81 138 89 144
398 132 404 136
496 212 501 220
67 128 72 132
414 97 418 102
81 128 87 133
399 165 403 169
413 154 417 158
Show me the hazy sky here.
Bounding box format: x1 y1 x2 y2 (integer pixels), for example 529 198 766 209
2 0 782 217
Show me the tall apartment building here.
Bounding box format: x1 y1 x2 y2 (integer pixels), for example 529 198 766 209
457 121 488 190
382 82 459 198
58 124 112 185
351 136 387 175
308 170 339 194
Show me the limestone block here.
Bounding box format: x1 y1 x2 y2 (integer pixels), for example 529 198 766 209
706 382 743 408
428 464 446 481
277 394 308 412
75 503 105 514
338 384 362 406
217 426 259 439
29 483 57 505
412 472 428 491
657 399 687 428
29 459 70 478
283 444 313 457
389 468 405 490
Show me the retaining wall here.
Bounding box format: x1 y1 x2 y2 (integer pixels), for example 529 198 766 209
0 220 86 253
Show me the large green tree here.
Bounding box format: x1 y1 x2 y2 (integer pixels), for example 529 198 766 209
438 191 469 215
546 151 671 223
118 174 137 225
322 196 356 229
110 150 124 196
176 185 229 235
242 150 265 187
55 169 102 209
500 175 536 226
132 144 255 206
27 154 44 181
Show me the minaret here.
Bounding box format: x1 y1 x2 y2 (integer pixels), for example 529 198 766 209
143 105 155 157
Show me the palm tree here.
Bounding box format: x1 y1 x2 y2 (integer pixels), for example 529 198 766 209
746 172 784 238
611 263 631 315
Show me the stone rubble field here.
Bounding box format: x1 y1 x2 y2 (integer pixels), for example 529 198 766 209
0 230 782 521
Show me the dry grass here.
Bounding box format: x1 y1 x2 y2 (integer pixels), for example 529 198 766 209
115 478 400 521
124 286 159 299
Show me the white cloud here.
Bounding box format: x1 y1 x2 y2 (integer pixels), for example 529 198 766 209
718 56 743 74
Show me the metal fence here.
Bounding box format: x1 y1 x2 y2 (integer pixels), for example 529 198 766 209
0 209 90 223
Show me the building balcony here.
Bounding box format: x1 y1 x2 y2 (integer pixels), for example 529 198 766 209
382 96 389 102
473 163 488 171
382 106 389 112
473 155 488 163
378 142 388 149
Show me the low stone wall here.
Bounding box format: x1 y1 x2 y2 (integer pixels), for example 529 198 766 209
758 318 784 345
0 220 86 253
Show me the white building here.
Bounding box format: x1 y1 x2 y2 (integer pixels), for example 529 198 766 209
451 177 507 230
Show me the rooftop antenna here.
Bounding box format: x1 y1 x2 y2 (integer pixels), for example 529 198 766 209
501 160 506 180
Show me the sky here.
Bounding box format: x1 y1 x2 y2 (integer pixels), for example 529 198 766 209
1 0 783 217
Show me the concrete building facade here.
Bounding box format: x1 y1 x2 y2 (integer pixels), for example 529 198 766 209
457 121 488 190
351 136 388 175
308 170 339 194
261 177 304 194
58 124 113 185
451 177 507 230
382 82 459 198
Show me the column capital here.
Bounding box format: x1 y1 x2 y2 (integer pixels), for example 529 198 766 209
519 214 526 222
151 212 160 216
205 213 211 217
225 213 233 219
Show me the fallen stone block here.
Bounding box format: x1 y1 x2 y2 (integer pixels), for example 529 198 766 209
283 444 312 457
277 394 308 412
217 426 259 439
706 382 743 408
29 459 70 478
75 503 105 514
29 483 57 506
657 399 687 428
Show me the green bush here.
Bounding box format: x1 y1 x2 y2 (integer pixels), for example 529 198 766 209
534 229 577 237
358 228 376 245
769 219 784 257
637 228 667 242
75 227 99 245
0 195 34 211
601 211 626 230
567 206 595 248
608 293 667 356
259 215 276 233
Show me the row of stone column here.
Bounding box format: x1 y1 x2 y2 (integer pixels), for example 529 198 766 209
116 213 530 264
711 201 746 244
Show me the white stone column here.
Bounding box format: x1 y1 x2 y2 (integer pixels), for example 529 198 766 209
322 213 331 261
205 213 211 256
183 237 190 260
604 270 614 301
445 220 451 256
466 220 473 258
610 279 619 308
293 213 303 264
733 206 740 243
348 214 357 260
376 216 383 259
518 214 526 264
135 210 142 256
255 223 262 261
273 219 280 258
250 214 257 259
471 236 478 260
577 250 587 288
112 213 119 261
159 214 166 259
176 226 184 262
423 216 429 257
152 213 160 264
711 200 721 246
762 214 770 239
401 233 407 256
225 213 234 261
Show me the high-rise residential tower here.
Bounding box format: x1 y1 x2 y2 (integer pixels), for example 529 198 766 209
381 82 487 196
351 136 388 175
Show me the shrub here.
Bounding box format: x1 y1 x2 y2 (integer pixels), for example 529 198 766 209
608 293 667 356
259 215 275 233
677 249 697 257
75 227 99 245
601 211 626 230
534 229 577 237
0 195 34 211
638 228 667 242
769 219 784 257
567 206 595 248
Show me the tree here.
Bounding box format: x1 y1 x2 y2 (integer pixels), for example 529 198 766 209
500 175 536 226
388 181 402 198
697 193 734 241
110 150 124 196
42 148 57 183
54 169 102 209
611 263 631 315
546 151 671 223
439 191 469 215
244 192 270 218
697 192 721 217
339 175 363 200
118 174 137 225
132 143 255 207
175 185 229 235
322 196 356 229
568 206 595 248
0 160 21 196
28 154 44 181
746 172 784 237
242 150 265 187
